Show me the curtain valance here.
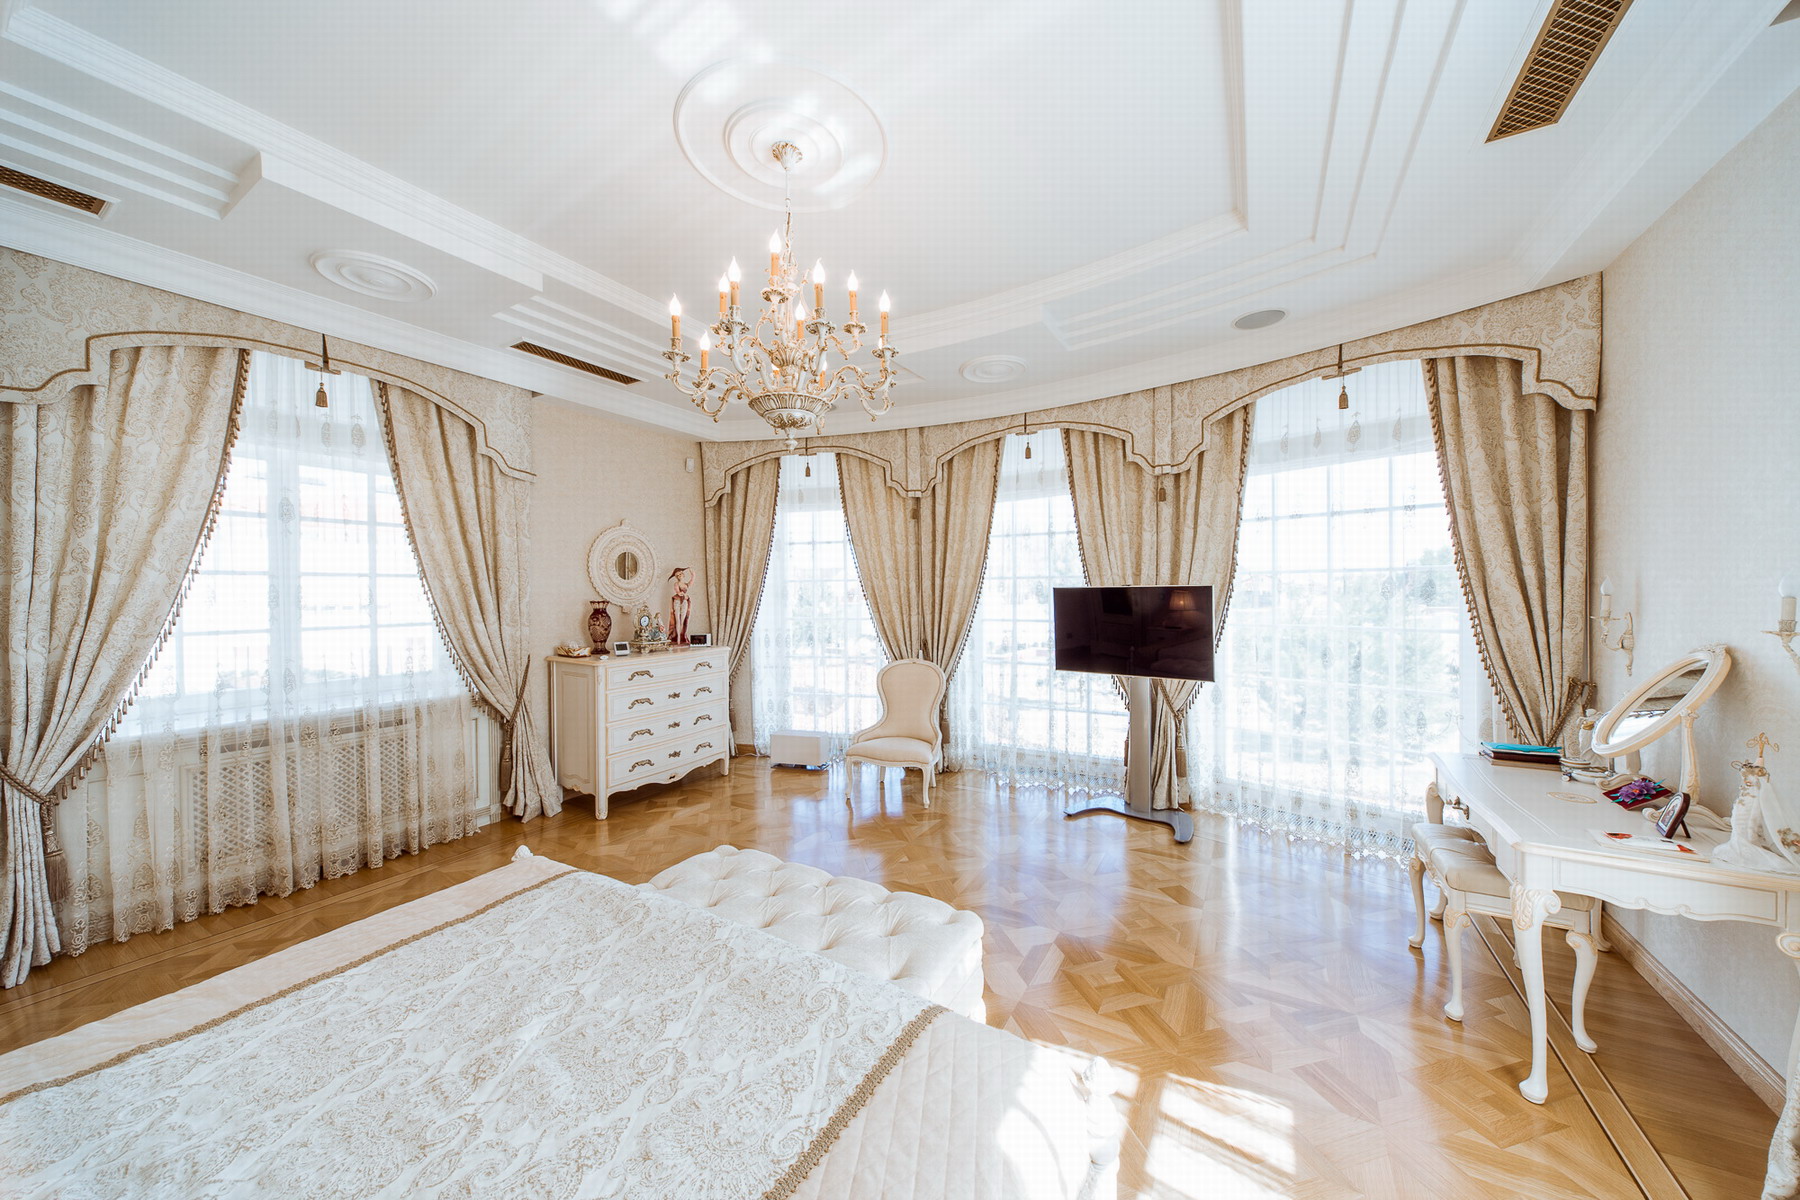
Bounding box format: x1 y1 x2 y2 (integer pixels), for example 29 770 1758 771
0 248 535 478
702 274 1600 503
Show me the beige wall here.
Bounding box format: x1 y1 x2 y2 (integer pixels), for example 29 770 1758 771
1597 86 1800 1073
527 399 708 665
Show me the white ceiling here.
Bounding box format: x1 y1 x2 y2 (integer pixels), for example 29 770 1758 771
2 0 1796 440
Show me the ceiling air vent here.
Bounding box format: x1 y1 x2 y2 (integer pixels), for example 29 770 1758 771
510 342 639 385
1488 0 1634 142
0 164 107 214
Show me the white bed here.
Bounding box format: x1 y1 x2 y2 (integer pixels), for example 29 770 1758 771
0 852 1116 1199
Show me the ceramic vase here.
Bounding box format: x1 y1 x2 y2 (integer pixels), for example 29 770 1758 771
588 600 612 653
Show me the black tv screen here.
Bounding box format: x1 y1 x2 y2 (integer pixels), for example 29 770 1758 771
1053 586 1214 683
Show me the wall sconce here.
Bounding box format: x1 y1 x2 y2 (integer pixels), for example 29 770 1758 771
1767 577 1799 675
1594 577 1635 676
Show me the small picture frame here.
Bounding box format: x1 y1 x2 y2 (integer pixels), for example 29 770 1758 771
1655 793 1692 840
611 641 632 657
690 633 711 647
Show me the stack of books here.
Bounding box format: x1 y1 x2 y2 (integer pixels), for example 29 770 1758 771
1480 741 1561 769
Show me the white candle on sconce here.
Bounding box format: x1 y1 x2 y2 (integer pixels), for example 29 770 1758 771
1598 577 1613 620
1781 576 1796 627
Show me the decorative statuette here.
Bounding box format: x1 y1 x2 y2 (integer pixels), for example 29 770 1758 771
668 566 694 647
1714 734 1800 875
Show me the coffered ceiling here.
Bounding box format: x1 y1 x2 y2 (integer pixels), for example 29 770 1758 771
1 1 1795 439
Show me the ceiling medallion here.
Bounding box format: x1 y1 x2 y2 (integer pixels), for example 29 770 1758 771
664 141 897 449
959 355 1026 385
309 250 436 302
673 59 886 213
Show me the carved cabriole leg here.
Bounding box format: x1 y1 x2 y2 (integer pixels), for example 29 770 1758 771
1443 902 1471 1022
1408 853 1428 948
1567 928 1599 1054
1778 931 1800 1083
1514 886 1563 1104
1431 888 1448 921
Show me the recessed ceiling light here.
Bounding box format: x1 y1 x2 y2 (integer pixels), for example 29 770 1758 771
1232 309 1286 331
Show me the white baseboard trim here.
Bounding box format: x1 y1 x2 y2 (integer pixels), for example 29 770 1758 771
1602 911 1785 1111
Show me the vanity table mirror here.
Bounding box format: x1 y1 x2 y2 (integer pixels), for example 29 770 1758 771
1591 645 1732 805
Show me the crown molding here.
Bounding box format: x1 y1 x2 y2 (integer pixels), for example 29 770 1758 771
1518 1 1788 285
704 258 1529 440
0 195 719 439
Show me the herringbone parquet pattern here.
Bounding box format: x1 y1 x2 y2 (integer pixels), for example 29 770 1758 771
0 761 1776 1198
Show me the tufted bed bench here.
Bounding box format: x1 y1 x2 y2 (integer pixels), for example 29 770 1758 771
641 845 989 1022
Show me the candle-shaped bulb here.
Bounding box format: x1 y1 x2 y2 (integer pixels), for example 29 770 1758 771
717 274 729 315
878 290 890 340
727 257 741 308
811 259 825 314
1782 576 1797 625
812 260 826 285
1598 577 1612 619
878 290 891 313
846 270 860 320
768 232 782 280
668 294 682 341
768 231 783 253
699 331 711 372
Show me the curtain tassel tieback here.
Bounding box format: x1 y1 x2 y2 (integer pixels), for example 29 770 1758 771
497 661 534 818
0 763 69 904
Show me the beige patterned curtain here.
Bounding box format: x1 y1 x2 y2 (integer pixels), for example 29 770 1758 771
703 458 781 744
1 346 248 986
1064 410 1252 810
838 441 1001 677
1423 356 1588 746
379 384 559 821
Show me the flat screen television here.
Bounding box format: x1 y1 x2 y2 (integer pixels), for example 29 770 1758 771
1052 585 1214 683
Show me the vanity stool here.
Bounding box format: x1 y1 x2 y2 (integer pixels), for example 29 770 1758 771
1407 822 1601 1051
642 845 988 1022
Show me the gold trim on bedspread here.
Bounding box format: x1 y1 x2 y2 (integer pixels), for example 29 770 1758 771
0 856 947 1199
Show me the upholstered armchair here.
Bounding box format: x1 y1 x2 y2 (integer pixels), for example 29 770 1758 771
844 658 948 804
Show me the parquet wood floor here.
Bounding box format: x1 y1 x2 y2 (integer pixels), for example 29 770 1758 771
0 761 1777 1198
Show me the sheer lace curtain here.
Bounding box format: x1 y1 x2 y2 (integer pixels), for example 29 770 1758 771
750 453 886 757
947 432 1128 793
1188 361 1469 859
56 353 476 953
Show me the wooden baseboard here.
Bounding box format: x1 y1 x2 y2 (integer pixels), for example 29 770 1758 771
1602 911 1785 1111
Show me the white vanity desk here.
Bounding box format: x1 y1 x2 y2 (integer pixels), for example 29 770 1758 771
1429 750 1800 1104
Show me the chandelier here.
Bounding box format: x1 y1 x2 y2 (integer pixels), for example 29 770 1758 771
664 141 896 448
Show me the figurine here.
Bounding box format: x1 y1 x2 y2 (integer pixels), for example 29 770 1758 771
668 566 694 647
1712 734 1798 874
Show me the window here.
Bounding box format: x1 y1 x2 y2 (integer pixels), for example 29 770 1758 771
947 432 1128 792
129 352 462 729
750 452 886 754
1189 360 1470 856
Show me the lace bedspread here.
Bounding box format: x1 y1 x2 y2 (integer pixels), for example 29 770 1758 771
0 860 943 1199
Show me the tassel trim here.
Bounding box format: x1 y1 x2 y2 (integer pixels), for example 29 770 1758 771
53 349 253 804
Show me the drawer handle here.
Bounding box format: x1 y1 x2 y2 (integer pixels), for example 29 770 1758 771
629 697 652 710
667 749 682 759
693 661 714 671
696 686 714 695
629 728 653 740
667 721 681 729
696 741 714 751
630 759 654 771
628 669 653 681
668 692 683 700
695 713 713 723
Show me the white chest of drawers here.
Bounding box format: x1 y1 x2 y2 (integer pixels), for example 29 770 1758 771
547 646 731 818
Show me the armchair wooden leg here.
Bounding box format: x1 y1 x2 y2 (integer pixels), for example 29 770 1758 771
1407 853 1428 948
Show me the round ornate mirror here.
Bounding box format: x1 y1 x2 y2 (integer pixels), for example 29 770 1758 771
587 521 658 607
1592 645 1732 802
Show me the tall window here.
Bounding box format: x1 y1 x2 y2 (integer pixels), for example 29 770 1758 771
60 352 474 955
948 432 1128 792
1188 360 1468 858
137 353 461 725
751 452 885 754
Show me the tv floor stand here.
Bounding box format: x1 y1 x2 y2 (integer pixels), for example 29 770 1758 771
1064 675 1194 844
